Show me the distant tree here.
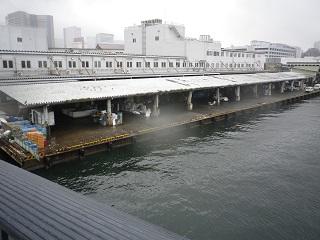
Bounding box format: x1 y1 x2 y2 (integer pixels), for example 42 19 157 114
303 48 320 57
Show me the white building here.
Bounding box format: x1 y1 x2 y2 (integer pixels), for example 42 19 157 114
125 19 265 70
0 25 47 51
6 11 55 48
87 33 115 48
125 19 221 59
250 40 298 58
63 26 83 48
96 33 114 44
314 41 320 50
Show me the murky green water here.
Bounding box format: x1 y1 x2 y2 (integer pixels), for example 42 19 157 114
36 98 320 240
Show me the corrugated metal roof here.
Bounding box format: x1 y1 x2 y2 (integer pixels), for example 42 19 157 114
0 160 188 240
0 72 310 107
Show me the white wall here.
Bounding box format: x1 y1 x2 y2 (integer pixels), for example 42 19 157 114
124 25 143 55
146 24 185 56
0 25 48 51
64 26 82 48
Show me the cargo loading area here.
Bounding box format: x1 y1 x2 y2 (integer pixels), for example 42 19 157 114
0 72 317 170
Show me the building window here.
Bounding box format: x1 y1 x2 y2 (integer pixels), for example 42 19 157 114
176 62 180 68
117 61 123 68
54 61 62 68
2 60 13 68
230 53 233 57
133 38 136 43
82 61 89 68
145 62 150 68
189 62 193 67
94 61 101 68
43 61 47 68
155 36 159 41
17 37 22 42
22 60 31 68
161 62 166 68
68 61 76 68
169 62 173 68
238 53 241 57
127 61 132 68
153 62 158 68
106 61 112 68
221 52 224 57
38 61 42 68
183 62 187 67
195 62 199 67
136 62 142 68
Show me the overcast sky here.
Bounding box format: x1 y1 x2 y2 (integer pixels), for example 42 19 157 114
1 0 319 50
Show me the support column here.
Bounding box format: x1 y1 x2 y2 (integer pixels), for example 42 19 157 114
216 88 220 105
153 94 160 117
43 105 51 138
43 105 49 124
253 84 258 98
280 81 285 94
291 80 294 92
268 83 272 96
187 91 193 110
300 80 305 90
235 86 240 102
107 99 112 125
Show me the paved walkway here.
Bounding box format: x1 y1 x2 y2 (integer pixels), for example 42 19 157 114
48 90 307 153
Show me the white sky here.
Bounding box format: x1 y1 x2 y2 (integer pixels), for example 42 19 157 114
1 0 319 50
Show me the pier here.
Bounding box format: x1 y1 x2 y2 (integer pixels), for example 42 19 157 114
0 72 317 170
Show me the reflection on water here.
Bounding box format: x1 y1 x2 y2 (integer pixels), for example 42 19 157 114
36 98 320 240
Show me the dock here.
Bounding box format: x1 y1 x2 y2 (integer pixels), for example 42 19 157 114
0 72 318 170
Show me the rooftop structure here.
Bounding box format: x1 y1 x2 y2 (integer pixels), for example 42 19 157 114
6 11 54 48
0 160 187 240
0 72 309 107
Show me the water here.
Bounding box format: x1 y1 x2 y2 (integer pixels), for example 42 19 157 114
36 98 320 240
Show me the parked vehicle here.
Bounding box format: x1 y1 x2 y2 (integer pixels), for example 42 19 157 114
313 84 320 90
305 87 314 92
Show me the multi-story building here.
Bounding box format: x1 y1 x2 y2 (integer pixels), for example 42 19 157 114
250 40 298 58
63 26 83 48
87 33 115 48
0 25 47 51
6 11 55 48
125 19 265 69
314 41 320 50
